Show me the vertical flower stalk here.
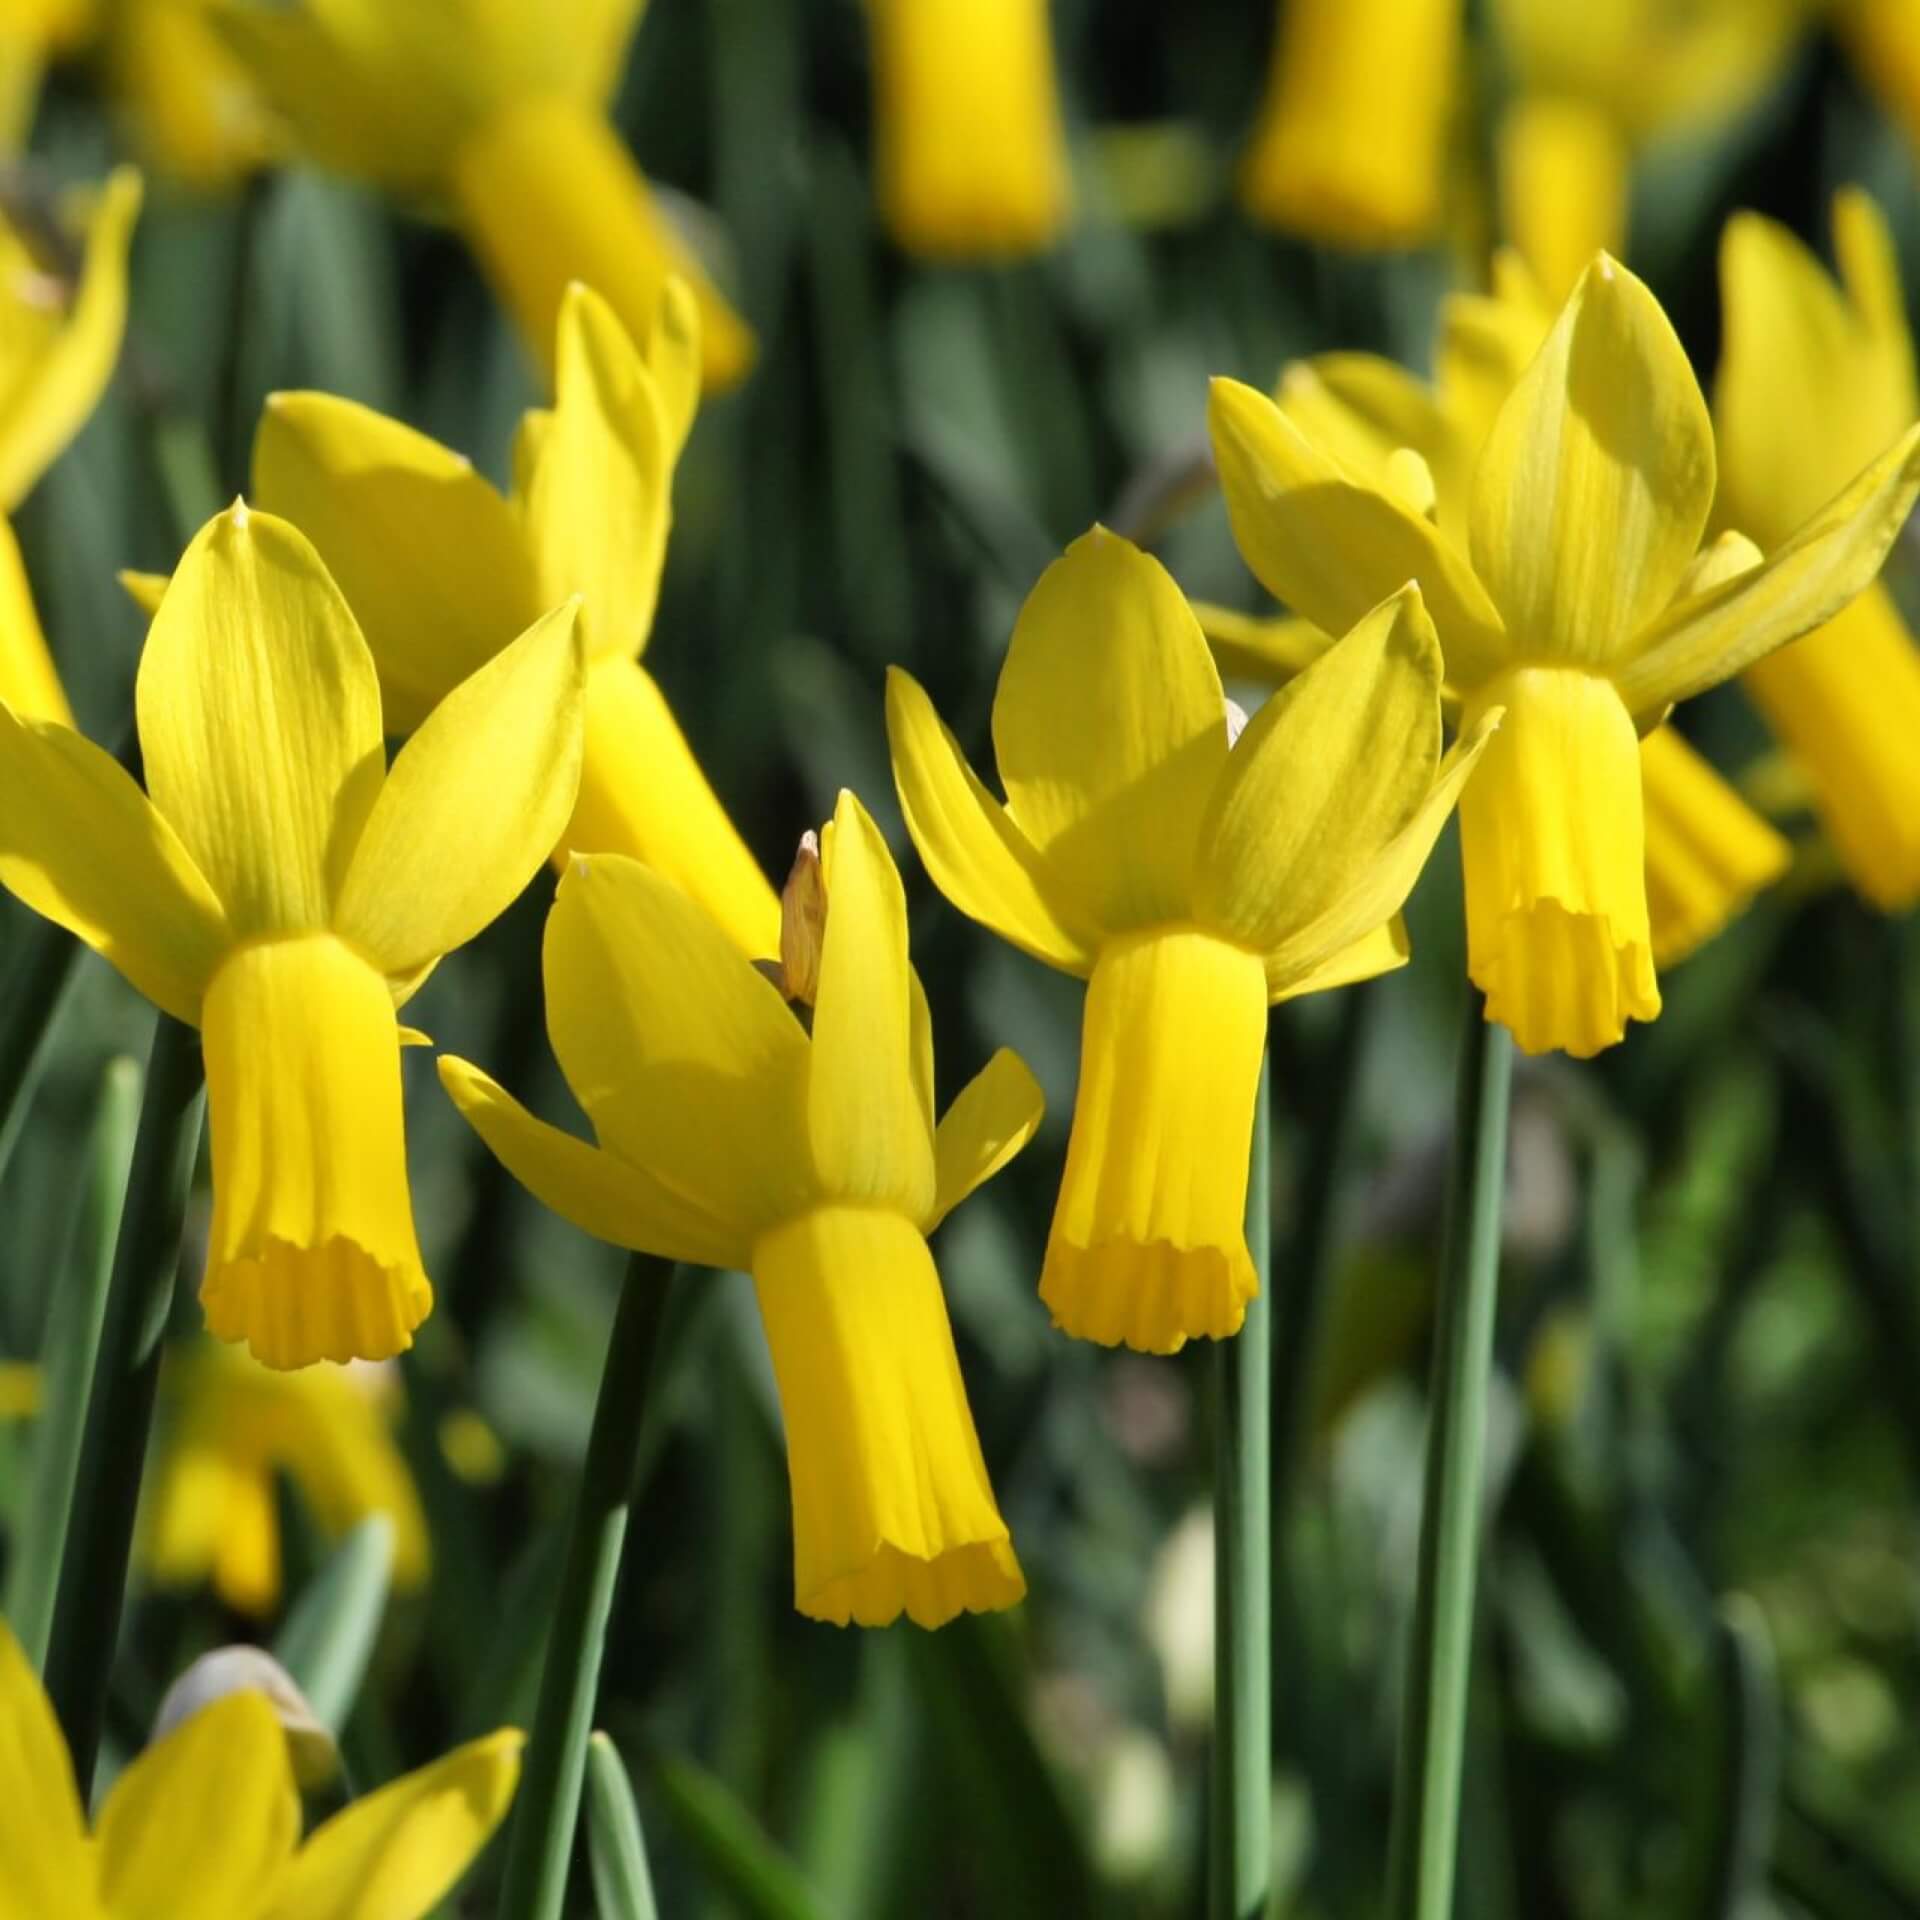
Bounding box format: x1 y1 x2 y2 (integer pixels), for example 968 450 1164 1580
1385 996 1513 1920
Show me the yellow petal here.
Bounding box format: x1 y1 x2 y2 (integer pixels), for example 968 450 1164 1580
806 790 935 1218
438 1055 749 1271
1270 916 1409 1001
1435 252 1557 458
0 704 230 1024
1191 602 1335 686
884 665 1100 975
447 93 754 392
0 1619 92 1919
520 281 671 664
751 1205 1024 1627
0 166 141 511
1459 667 1659 1056
1042 929 1268 1353
0 517 70 724
1209 377 1511 688
927 1048 1044 1234
1496 96 1629 307
557 654 780 960
641 276 701 460
1276 353 1459 499
268 1730 522 1920
1469 256 1715 671
118 567 168 617
992 527 1227 933
334 603 585 979
199 934 431 1369
1194 582 1444 953
1741 583 1920 911
1616 425 1920 716
252 391 545 732
546 854 812 1234
96 1690 299 1916
867 0 1072 260
136 502 386 939
1640 726 1789 967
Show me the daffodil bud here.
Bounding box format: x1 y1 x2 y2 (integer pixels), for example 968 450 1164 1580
779 830 828 1007
152 1647 338 1790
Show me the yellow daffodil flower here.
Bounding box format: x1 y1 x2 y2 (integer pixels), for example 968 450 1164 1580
211 0 753 387
144 1341 429 1615
1492 0 1807 300
0 501 586 1368
107 0 276 189
1240 0 1460 248
1211 255 1920 1056
888 528 1494 1352
0 1618 519 1916
1716 188 1920 910
0 0 93 148
865 0 1071 259
442 790 1042 1628
1835 1 1920 164
209 278 776 962
1201 263 1790 971
0 164 140 726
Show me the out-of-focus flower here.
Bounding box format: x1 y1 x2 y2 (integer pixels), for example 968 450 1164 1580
889 528 1491 1351
238 279 778 960
144 1341 428 1615
0 0 94 149
0 1617 520 1915
211 0 753 387
865 0 1070 259
0 503 585 1367
1716 189 1920 909
105 0 276 189
442 790 1042 1629
1832 1 1920 165
1240 0 1460 248
1211 256 1920 1056
0 1357 38 1417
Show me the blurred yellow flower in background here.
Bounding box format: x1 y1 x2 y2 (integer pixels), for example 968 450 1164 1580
865 0 1071 259
0 1618 519 1916
0 1356 39 1417
104 0 275 189
1716 188 1920 910
889 530 1491 1352
0 0 93 148
0 502 585 1368
443 790 1043 1628
211 0 754 387
243 278 779 960
1240 0 1460 248
144 1340 428 1615
1212 257 1920 1056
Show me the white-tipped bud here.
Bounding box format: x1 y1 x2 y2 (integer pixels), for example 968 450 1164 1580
153 1647 338 1788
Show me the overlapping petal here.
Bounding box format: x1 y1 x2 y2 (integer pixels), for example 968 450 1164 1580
0 517 70 725
927 1048 1045 1234
0 1622 91 1920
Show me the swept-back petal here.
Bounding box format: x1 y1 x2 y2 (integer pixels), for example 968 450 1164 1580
885 666 1100 975
439 1057 748 1271
1469 256 1715 669
0 1621 91 1919
253 391 545 732
96 1691 299 1917
927 1048 1044 1234
0 519 69 724
267 1730 522 1920
807 790 935 1217
0 705 229 1023
1209 377 1511 688
1190 603 1333 686
1268 915 1408 1001
1194 582 1444 953
521 281 672 663
546 854 813 1234
1615 425 1920 717
334 603 585 979
991 527 1227 932
136 503 386 938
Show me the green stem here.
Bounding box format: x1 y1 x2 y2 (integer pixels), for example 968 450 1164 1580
0 915 81 1184
498 1254 677 1920
1210 1048 1273 1920
1386 994 1513 1920
42 1014 204 1790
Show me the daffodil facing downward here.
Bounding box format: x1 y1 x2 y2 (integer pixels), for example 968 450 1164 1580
212 0 752 386
442 790 1042 1628
214 278 778 960
0 1618 519 1917
0 502 585 1367
889 528 1494 1353
1212 256 1920 1056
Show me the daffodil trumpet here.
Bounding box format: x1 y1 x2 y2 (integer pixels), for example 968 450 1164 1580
442 790 1043 1630
889 526 1496 1353
1211 253 1920 1056
0 500 587 1369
